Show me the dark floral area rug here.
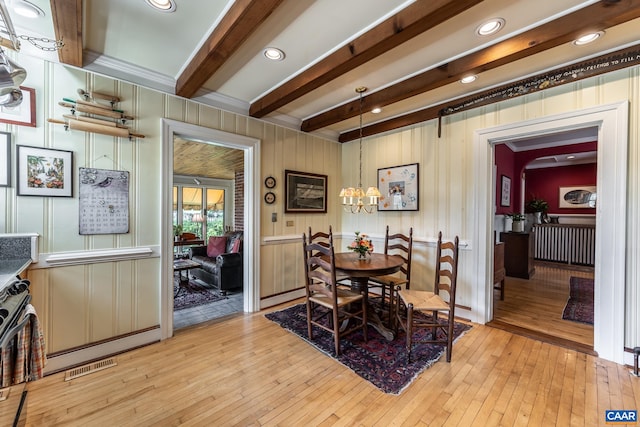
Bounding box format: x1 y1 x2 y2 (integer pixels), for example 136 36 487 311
562 276 594 325
265 303 471 394
173 276 226 310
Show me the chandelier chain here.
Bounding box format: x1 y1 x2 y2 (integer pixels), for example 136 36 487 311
358 89 363 188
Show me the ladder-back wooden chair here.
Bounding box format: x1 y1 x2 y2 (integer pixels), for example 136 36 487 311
394 231 459 362
302 232 367 356
368 226 413 324
308 226 332 249
308 226 349 285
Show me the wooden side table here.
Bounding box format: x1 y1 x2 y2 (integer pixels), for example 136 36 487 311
173 258 201 296
173 239 205 259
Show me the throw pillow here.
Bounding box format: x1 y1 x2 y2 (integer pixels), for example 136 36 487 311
207 236 227 258
230 237 242 253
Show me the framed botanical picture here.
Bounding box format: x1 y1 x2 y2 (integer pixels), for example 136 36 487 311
377 163 419 211
559 185 596 208
500 175 511 207
17 145 73 197
284 170 327 213
0 132 9 187
0 86 36 127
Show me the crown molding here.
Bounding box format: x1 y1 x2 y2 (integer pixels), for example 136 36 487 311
81 50 336 141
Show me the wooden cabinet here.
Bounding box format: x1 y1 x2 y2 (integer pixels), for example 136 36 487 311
494 242 505 300
500 232 535 279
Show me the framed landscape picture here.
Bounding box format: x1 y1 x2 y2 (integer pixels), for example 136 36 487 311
17 145 73 197
559 185 596 208
284 170 327 213
377 163 419 211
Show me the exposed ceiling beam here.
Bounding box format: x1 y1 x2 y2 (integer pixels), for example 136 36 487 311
305 0 640 134
50 0 83 67
339 43 640 142
176 0 286 99
249 0 486 118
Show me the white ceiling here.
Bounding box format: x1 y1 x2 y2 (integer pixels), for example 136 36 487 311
5 0 640 143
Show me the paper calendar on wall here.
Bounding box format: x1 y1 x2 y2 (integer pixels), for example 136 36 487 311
79 167 130 235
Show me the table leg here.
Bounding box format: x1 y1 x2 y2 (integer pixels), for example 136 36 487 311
350 277 395 341
174 270 189 297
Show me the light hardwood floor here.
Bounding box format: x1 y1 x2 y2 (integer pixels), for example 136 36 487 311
26 297 638 426
492 263 594 351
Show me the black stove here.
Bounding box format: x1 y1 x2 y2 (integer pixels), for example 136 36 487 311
0 278 30 343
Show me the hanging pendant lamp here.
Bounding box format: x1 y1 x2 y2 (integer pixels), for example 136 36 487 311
339 87 381 213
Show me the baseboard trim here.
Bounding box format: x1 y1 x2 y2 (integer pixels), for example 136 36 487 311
44 327 161 375
261 289 306 309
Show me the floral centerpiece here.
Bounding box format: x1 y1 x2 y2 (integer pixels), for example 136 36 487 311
348 231 374 259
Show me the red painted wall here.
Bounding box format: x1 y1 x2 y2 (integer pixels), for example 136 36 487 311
494 141 597 215
525 163 596 214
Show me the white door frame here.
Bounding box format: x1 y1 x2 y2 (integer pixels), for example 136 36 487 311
472 101 628 364
160 119 261 339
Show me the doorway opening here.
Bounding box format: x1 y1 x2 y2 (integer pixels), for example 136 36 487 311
490 130 597 352
161 119 261 340
172 171 243 329
473 101 628 364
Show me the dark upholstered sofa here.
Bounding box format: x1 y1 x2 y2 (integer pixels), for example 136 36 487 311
188 231 243 293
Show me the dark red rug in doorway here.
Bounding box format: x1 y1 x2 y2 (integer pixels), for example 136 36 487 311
173 276 226 310
562 277 594 325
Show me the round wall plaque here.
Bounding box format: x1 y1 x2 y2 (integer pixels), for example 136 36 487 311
264 191 276 204
265 176 276 188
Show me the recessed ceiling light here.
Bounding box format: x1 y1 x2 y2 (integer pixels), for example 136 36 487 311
263 47 285 61
567 155 576 159
476 18 505 36
12 1 45 18
574 31 604 46
460 75 477 84
371 107 382 114
145 0 176 12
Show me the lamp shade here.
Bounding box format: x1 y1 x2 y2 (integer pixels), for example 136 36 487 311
366 187 381 197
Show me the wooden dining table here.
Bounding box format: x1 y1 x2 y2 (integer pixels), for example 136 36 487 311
333 252 404 341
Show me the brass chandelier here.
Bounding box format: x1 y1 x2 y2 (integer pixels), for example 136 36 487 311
339 87 381 213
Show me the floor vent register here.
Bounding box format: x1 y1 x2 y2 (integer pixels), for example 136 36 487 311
64 357 118 381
